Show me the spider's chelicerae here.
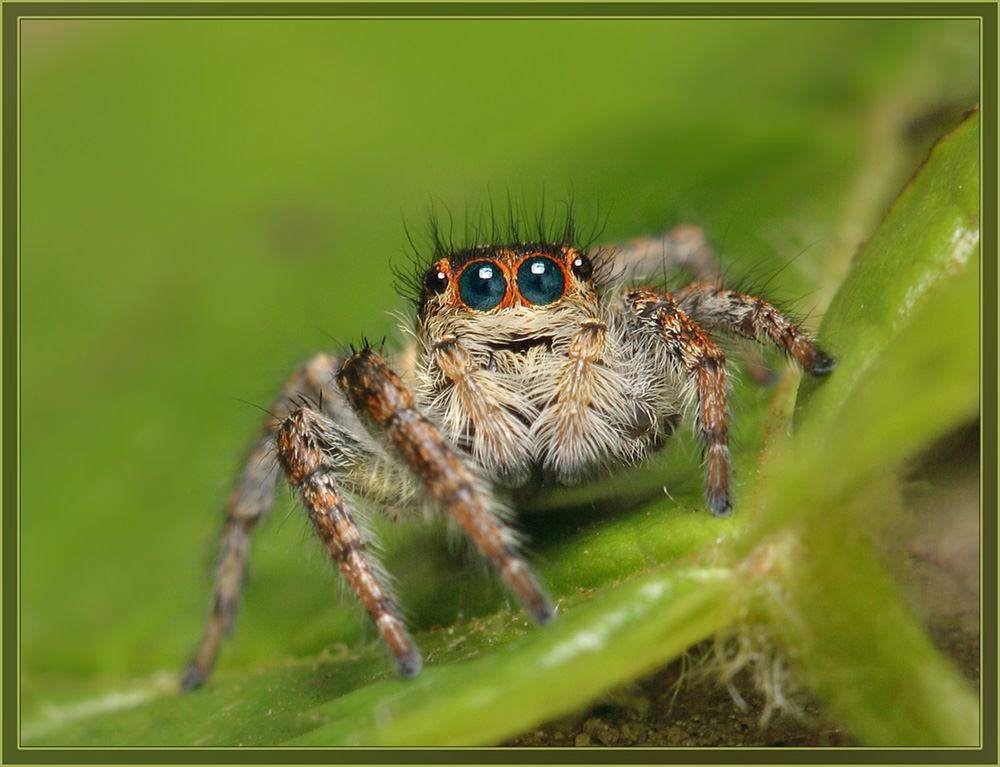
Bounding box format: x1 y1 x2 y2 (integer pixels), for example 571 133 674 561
182 219 834 690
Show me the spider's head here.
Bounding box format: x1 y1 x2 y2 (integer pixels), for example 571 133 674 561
417 243 597 321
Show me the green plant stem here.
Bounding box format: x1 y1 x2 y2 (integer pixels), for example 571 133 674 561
776 518 979 747
736 109 982 746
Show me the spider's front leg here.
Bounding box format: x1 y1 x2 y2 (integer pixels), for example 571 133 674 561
623 284 835 517
624 288 735 517
276 406 422 677
674 282 836 375
337 347 555 628
610 226 776 385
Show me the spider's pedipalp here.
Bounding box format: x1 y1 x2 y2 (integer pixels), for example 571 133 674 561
429 333 534 484
529 316 637 479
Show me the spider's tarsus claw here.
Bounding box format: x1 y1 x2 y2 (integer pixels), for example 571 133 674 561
179 664 207 692
808 352 836 377
500 558 556 626
707 494 733 518
520 577 556 625
396 650 423 679
532 599 557 625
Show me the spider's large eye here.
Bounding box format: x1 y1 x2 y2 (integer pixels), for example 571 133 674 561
458 260 507 311
517 256 565 306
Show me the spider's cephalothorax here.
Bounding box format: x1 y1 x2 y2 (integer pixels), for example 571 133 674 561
182 225 835 690
413 241 653 488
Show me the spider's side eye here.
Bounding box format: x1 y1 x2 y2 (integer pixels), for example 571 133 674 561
517 256 565 306
458 260 507 311
570 252 593 281
424 267 448 295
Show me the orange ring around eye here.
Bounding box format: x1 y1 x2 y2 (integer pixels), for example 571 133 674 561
455 259 511 312
513 254 567 306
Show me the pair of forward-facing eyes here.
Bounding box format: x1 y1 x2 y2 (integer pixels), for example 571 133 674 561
423 250 594 312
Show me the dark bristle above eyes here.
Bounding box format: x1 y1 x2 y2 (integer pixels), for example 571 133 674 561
447 242 565 271
395 195 609 310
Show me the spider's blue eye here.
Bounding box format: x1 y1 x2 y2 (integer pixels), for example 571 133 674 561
458 260 506 311
517 256 565 306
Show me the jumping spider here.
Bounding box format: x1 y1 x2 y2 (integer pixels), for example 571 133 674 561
182 221 834 690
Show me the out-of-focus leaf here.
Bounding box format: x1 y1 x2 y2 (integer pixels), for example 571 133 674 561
750 108 980 543
798 107 979 432
744 110 980 746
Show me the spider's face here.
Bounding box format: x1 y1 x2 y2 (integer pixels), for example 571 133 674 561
418 243 597 323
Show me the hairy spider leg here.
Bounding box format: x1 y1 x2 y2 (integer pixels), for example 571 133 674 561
609 224 721 284
277 407 422 677
181 354 344 690
624 287 732 517
610 226 782 385
338 347 556 626
674 282 836 376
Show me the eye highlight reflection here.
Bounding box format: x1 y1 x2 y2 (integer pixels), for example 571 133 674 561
517 256 565 306
458 260 507 311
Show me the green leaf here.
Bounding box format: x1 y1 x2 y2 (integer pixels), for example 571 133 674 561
742 110 980 746
287 568 736 746
799 107 980 432
750 108 980 542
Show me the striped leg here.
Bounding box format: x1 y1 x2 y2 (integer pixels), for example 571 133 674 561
182 354 345 690
337 347 555 627
611 227 779 384
624 287 733 517
277 407 421 677
674 282 835 376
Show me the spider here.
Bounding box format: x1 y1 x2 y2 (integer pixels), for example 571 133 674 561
181 219 834 690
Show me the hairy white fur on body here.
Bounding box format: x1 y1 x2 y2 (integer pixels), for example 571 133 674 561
408 275 687 489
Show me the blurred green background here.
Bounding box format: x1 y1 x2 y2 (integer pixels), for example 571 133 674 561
18 15 978 738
